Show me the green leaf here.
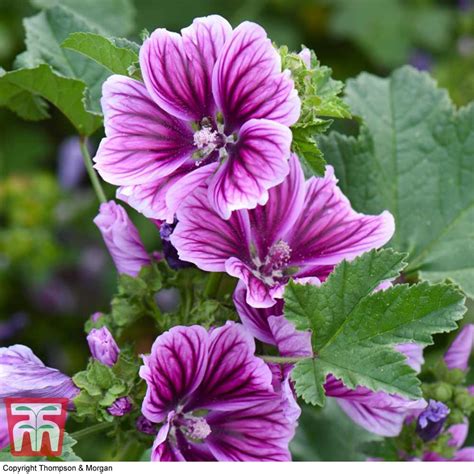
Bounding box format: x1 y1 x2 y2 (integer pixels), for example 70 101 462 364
0 65 101 135
321 66 474 297
285 249 466 406
62 32 139 76
328 0 454 68
0 69 49 121
31 0 136 36
20 5 110 114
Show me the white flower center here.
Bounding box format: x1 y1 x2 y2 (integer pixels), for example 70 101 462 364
182 415 212 440
193 127 218 152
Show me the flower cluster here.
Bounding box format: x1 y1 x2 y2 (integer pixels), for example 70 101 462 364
1 14 471 464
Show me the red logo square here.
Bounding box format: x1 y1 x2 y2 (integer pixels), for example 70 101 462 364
5 397 68 457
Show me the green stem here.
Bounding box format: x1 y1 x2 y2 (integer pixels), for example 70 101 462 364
71 421 111 441
203 272 223 299
258 355 311 364
79 136 107 204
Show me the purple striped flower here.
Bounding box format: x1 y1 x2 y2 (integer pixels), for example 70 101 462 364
94 15 300 221
139 322 295 461
94 201 151 277
0 345 79 402
172 154 395 308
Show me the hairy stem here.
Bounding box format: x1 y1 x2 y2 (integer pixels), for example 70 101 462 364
79 136 107 204
71 421 111 441
203 272 223 299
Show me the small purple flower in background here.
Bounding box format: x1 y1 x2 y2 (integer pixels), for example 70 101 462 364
408 49 433 72
172 154 394 308
94 201 151 276
140 322 295 461
416 400 450 442
0 312 28 341
94 15 300 221
90 312 103 324
108 397 133 416
136 415 159 435
0 345 79 402
159 220 193 270
57 136 91 190
87 327 120 367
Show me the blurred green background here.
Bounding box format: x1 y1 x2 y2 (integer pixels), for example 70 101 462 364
1 0 473 460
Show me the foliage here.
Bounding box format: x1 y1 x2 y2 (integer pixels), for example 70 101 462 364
321 66 474 297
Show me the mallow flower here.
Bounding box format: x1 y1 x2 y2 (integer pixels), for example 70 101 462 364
0 344 79 447
94 201 151 277
139 322 295 461
0 345 79 402
94 15 300 221
262 310 426 437
172 154 395 308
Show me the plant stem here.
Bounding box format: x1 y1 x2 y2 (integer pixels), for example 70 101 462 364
79 136 107 204
71 421 111 441
203 272 223 299
258 355 311 364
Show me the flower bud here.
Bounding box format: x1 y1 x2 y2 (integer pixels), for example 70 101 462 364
94 201 150 277
87 327 119 367
432 382 453 403
136 415 158 435
108 397 132 417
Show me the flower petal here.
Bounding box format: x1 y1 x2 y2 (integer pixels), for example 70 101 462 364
447 422 469 449
151 415 185 462
0 345 79 402
94 76 194 186
140 16 231 121
208 119 291 219
186 322 274 411
247 153 305 258
324 375 427 437
452 448 474 461
0 405 9 449
287 166 395 269
116 167 190 222
396 343 424 373
444 324 474 371
233 282 283 344
268 315 312 358
140 326 209 423
212 21 300 130
171 186 251 271
225 257 283 308
206 399 293 461
165 163 218 221
175 430 215 461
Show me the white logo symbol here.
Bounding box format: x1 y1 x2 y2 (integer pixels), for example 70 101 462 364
11 402 62 452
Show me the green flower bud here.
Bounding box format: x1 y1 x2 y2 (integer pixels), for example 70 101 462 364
432 382 453 402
